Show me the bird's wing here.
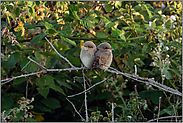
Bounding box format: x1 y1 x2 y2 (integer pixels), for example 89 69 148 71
93 50 109 67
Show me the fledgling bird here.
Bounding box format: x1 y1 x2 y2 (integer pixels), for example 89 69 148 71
93 42 113 70
80 41 96 68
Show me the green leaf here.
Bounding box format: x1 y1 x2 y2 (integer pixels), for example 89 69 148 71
44 75 55 85
168 68 181 78
150 91 162 105
163 68 174 80
151 22 156 28
15 7 20 17
20 57 39 73
55 77 72 90
58 25 73 37
8 52 20 67
111 29 126 41
105 4 114 12
1 96 14 111
104 21 115 28
144 24 150 29
143 4 153 18
118 42 135 47
95 91 112 99
80 20 93 28
60 35 76 46
158 106 174 116
43 22 55 31
134 28 146 32
37 86 49 98
72 11 80 20
49 85 65 95
36 102 52 112
13 77 27 85
34 51 43 62
24 23 36 28
46 58 58 68
31 33 47 45
142 43 151 53
96 31 108 38
26 118 37 122
40 98 61 109
139 90 152 99
36 77 46 87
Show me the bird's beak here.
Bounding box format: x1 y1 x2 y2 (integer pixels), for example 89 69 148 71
108 48 114 50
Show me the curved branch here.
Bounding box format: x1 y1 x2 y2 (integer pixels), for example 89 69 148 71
45 37 76 68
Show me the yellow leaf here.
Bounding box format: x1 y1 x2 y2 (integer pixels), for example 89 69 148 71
21 27 25 36
134 58 140 61
14 21 24 32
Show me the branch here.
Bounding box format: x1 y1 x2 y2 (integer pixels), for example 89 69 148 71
105 67 182 97
134 85 146 122
66 98 85 121
147 116 182 122
157 97 162 122
27 57 47 70
45 37 76 68
172 105 177 122
67 74 112 98
82 68 88 122
1 67 88 85
112 103 114 122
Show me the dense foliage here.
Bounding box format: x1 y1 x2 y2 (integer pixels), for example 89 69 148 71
1 1 182 122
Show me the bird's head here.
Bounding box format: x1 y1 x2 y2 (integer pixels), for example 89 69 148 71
81 41 96 50
97 42 114 51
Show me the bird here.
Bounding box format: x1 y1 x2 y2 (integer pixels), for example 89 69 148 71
80 41 96 68
93 42 113 70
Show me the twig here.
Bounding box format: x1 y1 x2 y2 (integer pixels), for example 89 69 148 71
112 103 114 122
45 37 76 68
67 74 112 98
21 61 31 71
134 85 146 122
1 70 47 85
26 78 29 99
134 65 137 75
27 57 47 70
1 115 6 122
66 98 85 121
147 116 182 122
157 97 162 122
172 105 177 122
82 69 88 122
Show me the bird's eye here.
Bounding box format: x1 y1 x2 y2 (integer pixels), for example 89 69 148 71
88 46 93 48
104 47 108 49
